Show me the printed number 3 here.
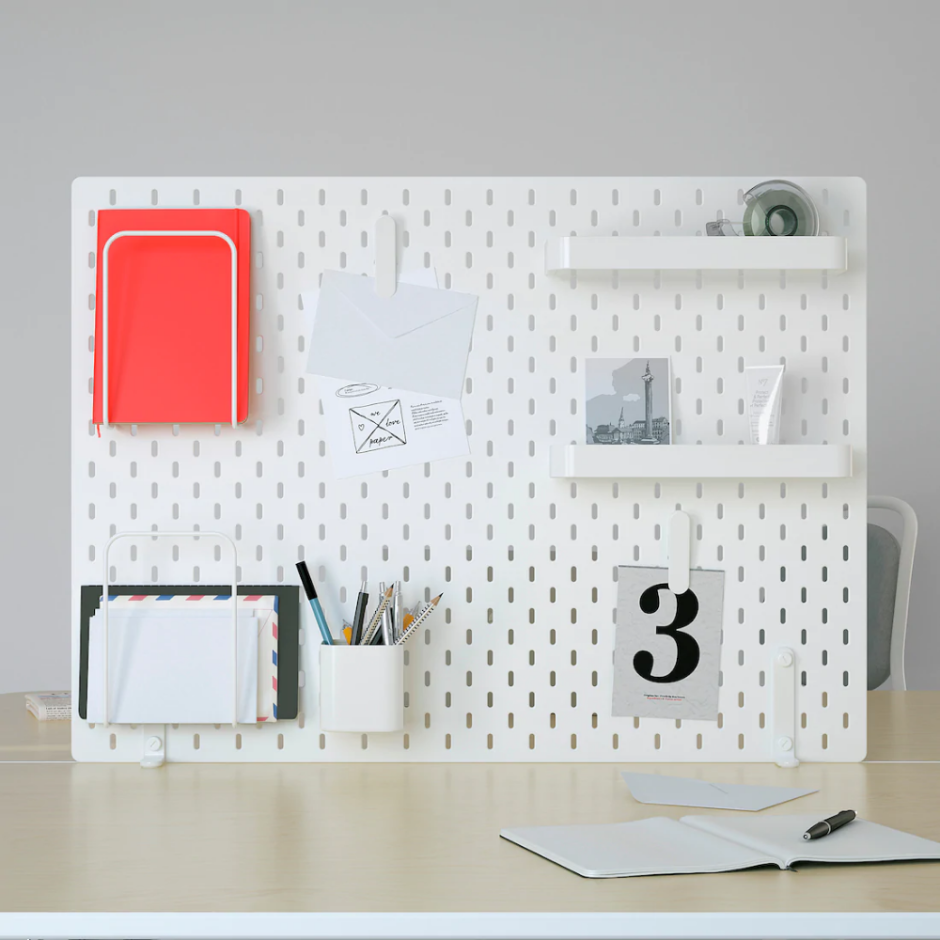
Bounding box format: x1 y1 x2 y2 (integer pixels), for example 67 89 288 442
633 583 701 683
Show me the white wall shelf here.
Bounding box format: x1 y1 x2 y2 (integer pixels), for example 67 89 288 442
549 444 853 479
544 235 847 274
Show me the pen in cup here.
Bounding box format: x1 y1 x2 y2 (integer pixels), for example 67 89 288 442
351 580 369 646
392 581 403 644
379 581 392 645
296 560 334 645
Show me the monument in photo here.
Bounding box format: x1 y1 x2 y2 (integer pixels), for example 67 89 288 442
585 358 672 446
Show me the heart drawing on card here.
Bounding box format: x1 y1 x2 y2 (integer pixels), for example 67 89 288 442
349 400 408 454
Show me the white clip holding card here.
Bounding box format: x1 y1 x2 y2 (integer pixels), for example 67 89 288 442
374 215 397 298
667 510 691 594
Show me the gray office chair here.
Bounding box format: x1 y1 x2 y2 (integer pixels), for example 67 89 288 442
867 496 918 690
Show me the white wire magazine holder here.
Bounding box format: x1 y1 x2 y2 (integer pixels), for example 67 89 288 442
101 230 239 428
100 531 238 766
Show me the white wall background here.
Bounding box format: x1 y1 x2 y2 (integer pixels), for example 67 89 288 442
0 0 937 693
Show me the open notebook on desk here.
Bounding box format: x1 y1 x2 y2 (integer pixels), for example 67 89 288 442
500 814 940 879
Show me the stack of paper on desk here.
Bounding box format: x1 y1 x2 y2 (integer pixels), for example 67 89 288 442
305 269 478 478
86 608 259 725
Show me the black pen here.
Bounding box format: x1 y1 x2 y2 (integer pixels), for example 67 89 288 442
351 581 369 646
296 560 333 646
803 809 856 841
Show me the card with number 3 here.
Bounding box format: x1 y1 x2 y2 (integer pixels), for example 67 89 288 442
613 566 725 721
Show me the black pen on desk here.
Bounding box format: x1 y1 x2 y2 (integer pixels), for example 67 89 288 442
803 810 856 841
351 581 369 646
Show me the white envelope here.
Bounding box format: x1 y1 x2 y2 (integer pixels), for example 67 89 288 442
86 609 259 725
621 772 817 811
306 270 478 400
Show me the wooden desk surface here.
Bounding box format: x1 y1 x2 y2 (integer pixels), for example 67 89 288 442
0 691 938 932
866 691 940 761
1 760 939 915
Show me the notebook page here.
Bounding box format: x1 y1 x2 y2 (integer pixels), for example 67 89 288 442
682 814 940 868
500 817 779 878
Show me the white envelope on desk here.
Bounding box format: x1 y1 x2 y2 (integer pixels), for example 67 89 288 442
306 270 478 400
621 772 817 811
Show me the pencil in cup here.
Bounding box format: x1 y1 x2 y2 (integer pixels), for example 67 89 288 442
360 585 395 645
394 594 443 646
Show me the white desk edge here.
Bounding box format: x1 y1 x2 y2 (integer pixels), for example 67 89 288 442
2 911 940 940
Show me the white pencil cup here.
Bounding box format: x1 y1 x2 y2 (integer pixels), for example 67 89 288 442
319 644 404 733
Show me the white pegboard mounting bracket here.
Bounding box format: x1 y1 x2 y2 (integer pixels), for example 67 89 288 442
772 647 800 768
141 724 166 769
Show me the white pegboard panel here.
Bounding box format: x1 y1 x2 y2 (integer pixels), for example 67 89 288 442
71 177 867 763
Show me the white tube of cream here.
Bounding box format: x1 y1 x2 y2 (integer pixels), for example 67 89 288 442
745 364 785 444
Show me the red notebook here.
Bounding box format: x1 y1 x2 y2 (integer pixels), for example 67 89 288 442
93 208 251 426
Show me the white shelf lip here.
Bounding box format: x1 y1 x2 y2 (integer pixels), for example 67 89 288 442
544 235 847 273
550 444 853 479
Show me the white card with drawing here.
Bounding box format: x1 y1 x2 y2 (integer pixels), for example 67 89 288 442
613 566 724 721
316 377 469 478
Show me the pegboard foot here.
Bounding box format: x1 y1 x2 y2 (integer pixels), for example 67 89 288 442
141 725 166 769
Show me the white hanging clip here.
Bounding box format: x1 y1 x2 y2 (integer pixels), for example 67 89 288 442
667 510 691 595
375 215 397 298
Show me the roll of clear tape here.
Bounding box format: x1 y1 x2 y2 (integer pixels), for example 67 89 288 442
706 180 819 237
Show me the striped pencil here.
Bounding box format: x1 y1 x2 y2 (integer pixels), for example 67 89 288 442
394 593 443 646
